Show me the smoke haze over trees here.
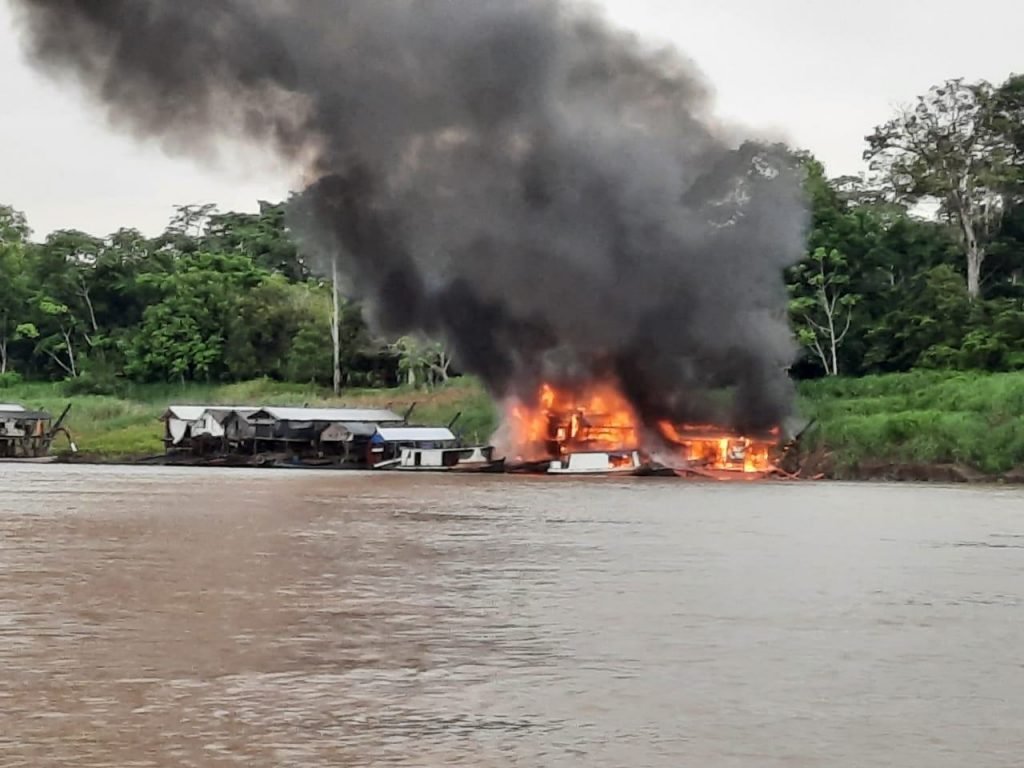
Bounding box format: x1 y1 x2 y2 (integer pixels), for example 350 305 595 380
1 2 1022 403
7 0 808 434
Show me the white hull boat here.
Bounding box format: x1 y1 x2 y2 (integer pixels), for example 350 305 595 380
547 450 642 475
375 445 505 473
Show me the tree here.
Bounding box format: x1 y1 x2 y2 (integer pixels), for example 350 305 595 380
329 252 343 394
0 212 34 375
222 277 336 381
125 252 266 382
167 203 218 240
429 341 454 384
390 335 455 388
33 297 79 378
861 264 974 372
992 75 1024 168
865 79 1015 299
40 230 105 347
789 248 859 376
204 202 307 280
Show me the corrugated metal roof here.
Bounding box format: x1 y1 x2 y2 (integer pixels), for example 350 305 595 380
249 407 404 423
202 407 258 423
162 406 257 422
161 406 209 422
376 426 456 442
339 421 379 437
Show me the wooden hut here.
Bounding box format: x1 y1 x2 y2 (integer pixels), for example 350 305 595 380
160 406 256 454
244 406 406 465
159 406 207 452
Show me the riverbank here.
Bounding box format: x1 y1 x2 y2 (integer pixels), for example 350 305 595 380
0 377 497 463
4 371 1024 481
796 370 1024 481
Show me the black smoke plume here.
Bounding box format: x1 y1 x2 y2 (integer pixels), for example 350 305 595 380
10 0 806 434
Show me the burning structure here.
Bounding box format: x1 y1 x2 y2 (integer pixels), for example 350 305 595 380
502 382 778 476
11 0 808 477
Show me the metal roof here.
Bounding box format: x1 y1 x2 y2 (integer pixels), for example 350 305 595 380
161 406 209 422
202 407 258 422
0 404 26 413
376 426 456 442
161 406 257 422
339 421 379 437
248 407 405 423
0 409 51 420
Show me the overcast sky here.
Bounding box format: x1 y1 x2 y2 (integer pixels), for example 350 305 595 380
1 0 1021 239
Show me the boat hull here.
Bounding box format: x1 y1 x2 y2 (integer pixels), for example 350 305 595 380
546 450 643 476
0 456 59 465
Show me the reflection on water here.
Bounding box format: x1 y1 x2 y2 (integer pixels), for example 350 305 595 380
2 465 1023 766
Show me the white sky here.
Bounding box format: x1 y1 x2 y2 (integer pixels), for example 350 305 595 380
0 0 1021 239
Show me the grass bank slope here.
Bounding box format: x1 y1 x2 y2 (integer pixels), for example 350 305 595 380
798 371 1024 477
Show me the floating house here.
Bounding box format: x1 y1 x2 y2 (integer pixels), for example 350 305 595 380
161 405 258 453
0 404 54 459
244 406 406 464
160 404 411 466
160 406 207 451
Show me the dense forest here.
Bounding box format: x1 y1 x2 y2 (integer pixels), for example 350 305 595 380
1 75 1022 396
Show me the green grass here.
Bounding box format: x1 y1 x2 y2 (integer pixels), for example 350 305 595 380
0 376 499 461
797 370 1024 475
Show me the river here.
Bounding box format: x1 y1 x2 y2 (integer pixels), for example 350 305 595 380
1 465 1022 766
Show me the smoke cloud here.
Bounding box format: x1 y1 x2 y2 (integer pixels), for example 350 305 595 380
10 0 806 434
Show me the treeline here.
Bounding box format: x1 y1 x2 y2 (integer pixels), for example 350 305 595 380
788 74 1024 377
0 202 454 394
1 74 1022 391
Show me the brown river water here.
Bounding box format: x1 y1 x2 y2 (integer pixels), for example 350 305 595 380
1 465 1023 767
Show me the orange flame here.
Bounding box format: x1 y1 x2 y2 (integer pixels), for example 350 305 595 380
506 382 640 460
502 381 778 476
656 422 773 474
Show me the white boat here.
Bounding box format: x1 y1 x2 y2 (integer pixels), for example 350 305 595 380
375 445 505 472
547 450 642 475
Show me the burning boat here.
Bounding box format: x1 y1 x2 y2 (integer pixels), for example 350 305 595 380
653 424 778 480
548 450 642 475
501 383 779 478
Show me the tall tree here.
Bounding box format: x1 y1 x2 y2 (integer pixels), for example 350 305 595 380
788 247 859 376
330 252 343 394
992 75 1024 167
204 202 307 280
865 79 1014 298
390 335 455 388
0 206 34 375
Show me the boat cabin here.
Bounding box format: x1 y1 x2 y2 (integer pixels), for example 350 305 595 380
367 426 458 466
547 450 641 475
386 444 498 470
